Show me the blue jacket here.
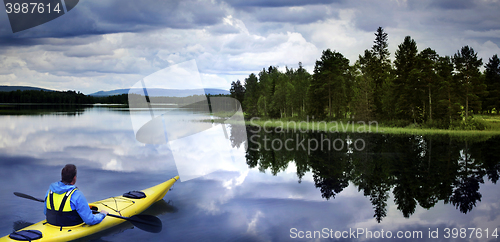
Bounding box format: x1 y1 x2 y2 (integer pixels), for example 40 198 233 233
44 182 106 226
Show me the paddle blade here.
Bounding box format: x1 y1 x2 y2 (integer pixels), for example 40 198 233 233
128 215 162 233
14 192 44 203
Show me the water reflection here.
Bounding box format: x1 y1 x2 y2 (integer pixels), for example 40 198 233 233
0 105 175 173
240 126 500 223
2 106 500 241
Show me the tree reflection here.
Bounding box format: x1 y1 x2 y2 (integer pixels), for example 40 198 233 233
308 133 352 200
236 126 500 223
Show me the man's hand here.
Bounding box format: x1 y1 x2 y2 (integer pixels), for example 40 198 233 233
100 210 109 215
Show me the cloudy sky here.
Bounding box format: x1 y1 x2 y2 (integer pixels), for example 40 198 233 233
0 0 499 94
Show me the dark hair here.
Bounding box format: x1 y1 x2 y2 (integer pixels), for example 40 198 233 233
61 164 77 184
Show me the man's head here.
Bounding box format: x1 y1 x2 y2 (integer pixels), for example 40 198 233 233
61 164 77 185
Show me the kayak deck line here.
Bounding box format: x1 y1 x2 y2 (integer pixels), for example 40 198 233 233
1 176 179 242
93 196 137 214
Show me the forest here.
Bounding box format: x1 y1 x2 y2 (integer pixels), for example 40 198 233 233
0 89 129 104
0 89 231 108
230 27 500 129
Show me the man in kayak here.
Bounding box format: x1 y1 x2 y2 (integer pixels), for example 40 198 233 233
44 164 108 226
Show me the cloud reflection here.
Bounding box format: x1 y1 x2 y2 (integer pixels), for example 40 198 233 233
0 108 174 172
128 60 248 181
158 168 500 242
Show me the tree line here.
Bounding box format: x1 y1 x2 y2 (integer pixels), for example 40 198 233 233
0 89 236 108
230 27 500 129
0 89 127 105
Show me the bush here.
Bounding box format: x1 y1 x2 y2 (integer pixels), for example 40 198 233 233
449 117 488 130
381 119 412 128
421 119 450 129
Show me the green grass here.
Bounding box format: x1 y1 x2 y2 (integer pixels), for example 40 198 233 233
475 115 500 129
246 117 500 138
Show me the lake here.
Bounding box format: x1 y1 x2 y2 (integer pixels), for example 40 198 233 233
0 105 499 241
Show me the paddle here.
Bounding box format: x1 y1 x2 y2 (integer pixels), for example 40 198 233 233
13 192 162 233
13 192 45 203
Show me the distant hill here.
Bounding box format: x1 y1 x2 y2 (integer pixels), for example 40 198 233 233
90 89 130 96
0 86 56 92
0 86 231 97
90 88 230 97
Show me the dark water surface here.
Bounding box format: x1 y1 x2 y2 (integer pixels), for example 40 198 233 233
1 106 499 241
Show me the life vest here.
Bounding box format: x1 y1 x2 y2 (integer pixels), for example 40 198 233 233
45 188 84 226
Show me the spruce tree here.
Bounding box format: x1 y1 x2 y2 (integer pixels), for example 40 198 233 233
394 36 419 122
372 27 390 63
371 27 392 118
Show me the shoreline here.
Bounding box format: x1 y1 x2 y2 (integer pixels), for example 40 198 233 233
246 117 500 137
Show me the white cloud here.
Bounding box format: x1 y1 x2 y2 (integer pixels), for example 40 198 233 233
477 41 500 62
200 73 232 89
297 9 372 63
224 31 319 71
1 0 499 94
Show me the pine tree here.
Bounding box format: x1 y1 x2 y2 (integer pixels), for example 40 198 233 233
246 66 284 118
230 80 245 110
257 68 272 116
243 73 259 117
352 50 376 120
483 54 500 114
267 66 282 118
417 48 439 122
290 62 311 118
309 49 350 119
453 46 484 119
435 56 461 125
273 70 293 118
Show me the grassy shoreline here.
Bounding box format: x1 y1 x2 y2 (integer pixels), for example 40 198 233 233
246 116 500 137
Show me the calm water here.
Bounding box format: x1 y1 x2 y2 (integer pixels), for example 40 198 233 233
0 105 499 241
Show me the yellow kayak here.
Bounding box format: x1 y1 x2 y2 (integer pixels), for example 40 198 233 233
0 176 179 242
